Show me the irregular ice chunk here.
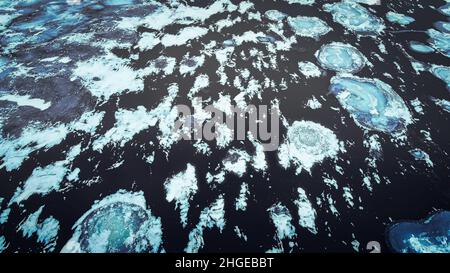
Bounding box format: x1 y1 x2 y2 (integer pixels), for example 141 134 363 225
278 121 341 174
188 74 209 99
409 41 434 54
18 206 59 252
73 55 144 100
0 208 10 224
329 76 412 134
316 42 366 73
342 186 354 207
387 211 450 253
0 236 6 253
164 164 198 227
430 97 450 113
438 3 450 16
294 188 318 234
305 96 322 109
142 56 177 76
430 65 450 89
137 32 160 51
0 94 51 110
223 149 251 177
0 124 68 171
235 182 249 211
268 203 296 241
287 16 331 39
161 26 208 47
61 190 163 253
36 216 60 252
386 12 415 26
434 21 450 34
298 62 322 78
264 10 287 22
185 196 225 253
427 29 450 57
10 161 67 204
409 149 433 168
93 84 179 151
285 0 315 5
410 98 424 115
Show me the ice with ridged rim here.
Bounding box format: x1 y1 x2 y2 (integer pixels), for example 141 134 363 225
278 121 341 174
324 1 385 36
316 42 367 73
329 76 412 134
61 190 163 253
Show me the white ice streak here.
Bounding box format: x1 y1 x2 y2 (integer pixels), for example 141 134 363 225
164 164 198 227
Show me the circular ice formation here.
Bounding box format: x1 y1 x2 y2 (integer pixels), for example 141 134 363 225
324 1 385 36
430 65 450 89
61 190 163 253
409 41 434 54
278 121 340 174
315 42 366 73
387 211 450 253
287 16 331 39
329 76 412 134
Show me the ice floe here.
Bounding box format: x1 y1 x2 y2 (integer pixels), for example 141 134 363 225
223 149 251 177
294 188 317 234
73 53 144 101
287 16 331 39
264 10 287 22
329 76 412 134
278 121 341 174
427 29 450 57
438 3 450 17
431 97 450 112
92 84 179 151
324 1 385 36
164 164 198 227
267 203 296 253
161 26 208 47
9 142 82 204
387 211 450 253
235 182 249 212
409 149 433 168
285 0 315 5
316 42 367 73
18 206 60 252
298 62 322 78
386 12 415 26
268 203 296 240
185 196 225 253
0 207 10 224
409 41 435 54
61 190 163 253
430 65 450 89
0 94 51 110
0 124 68 171
0 236 6 252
